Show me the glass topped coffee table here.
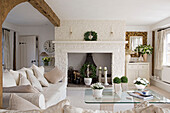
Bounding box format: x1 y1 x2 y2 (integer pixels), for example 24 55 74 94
84 89 170 104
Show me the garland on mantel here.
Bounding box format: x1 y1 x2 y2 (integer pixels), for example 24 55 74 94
84 31 97 41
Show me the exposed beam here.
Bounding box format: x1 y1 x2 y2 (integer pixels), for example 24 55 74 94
29 0 60 27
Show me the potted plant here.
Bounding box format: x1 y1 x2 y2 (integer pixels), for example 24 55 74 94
121 76 128 91
42 57 50 66
134 45 153 62
133 77 149 90
113 77 121 93
80 63 96 86
91 83 105 98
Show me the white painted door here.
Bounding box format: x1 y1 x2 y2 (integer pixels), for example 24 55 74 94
19 36 38 68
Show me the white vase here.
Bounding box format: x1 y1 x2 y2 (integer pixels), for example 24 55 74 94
84 78 92 86
135 84 146 90
92 89 103 98
114 84 122 93
121 83 128 91
125 54 131 63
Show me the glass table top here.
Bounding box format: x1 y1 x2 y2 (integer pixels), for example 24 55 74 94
84 89 170 104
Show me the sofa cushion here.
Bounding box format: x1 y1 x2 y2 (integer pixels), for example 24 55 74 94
8 94 40 111
19 75 31 86
43 99 70 113
32 64 49 87
24 68 43 92
3 70 16 87
10 69 28 85
42 82 67 108
44 67 65 84
3 85 39 93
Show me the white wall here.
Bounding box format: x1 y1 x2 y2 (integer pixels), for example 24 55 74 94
2 22 55 69
18 24 55 66
55 20 125 41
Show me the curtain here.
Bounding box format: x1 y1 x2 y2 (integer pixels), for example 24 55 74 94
155 30 166 70
2 29 14 70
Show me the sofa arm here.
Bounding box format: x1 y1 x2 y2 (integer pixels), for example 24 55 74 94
3 93 45 109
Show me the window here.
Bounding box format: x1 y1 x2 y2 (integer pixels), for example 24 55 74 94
164 33 170 65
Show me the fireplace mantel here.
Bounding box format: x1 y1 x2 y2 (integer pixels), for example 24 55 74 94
53 41 128 44
54 40 126 84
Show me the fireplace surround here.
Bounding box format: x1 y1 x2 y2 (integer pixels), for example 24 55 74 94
53 41 127 84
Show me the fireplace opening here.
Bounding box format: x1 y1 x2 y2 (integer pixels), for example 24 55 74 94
68 53 112 86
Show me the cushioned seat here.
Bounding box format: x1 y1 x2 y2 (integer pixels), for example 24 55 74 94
42 82 67 108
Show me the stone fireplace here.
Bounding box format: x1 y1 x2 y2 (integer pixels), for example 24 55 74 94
53 41 126 84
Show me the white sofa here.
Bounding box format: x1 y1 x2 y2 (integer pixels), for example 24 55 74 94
2 66 67 109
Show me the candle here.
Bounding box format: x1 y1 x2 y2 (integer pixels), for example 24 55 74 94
104 67 109 85
98 66 102 83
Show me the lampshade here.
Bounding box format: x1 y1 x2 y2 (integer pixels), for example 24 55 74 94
40 52 48 56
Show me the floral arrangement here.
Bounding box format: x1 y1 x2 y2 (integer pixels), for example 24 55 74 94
134 45 153 55
133 77 149 86
91 83 105 90
42 57 50 62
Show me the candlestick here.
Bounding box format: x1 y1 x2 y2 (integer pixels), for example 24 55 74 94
98 66 102 83
104 67 109 85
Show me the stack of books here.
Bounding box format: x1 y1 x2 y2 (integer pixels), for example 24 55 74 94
127 91 153 100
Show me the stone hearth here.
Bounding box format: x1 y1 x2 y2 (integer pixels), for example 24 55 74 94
53 41 126 84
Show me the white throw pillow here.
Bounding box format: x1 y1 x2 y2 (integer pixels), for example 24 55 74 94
32 64 49 87
3 70 16 87
44 67 66 84
8 93 40 111
10 69 28 85
9 70 20 85
43 99 70 113
19 75 31 86
23 68 43 92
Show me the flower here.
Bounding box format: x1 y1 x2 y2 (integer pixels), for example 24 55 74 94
134 77 150 86
42 57 50 62
134 45 153 55
91 83 105 90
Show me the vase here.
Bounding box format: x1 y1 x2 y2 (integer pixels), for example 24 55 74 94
44 62 49 66
84 78 92 86
135 84 146 90
114 84 122 93
125 54 131 63
143 54 148 62
92 89 103 98
121 83 128 91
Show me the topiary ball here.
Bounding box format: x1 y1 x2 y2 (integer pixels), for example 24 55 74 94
113 77 121 84
121 76 128 83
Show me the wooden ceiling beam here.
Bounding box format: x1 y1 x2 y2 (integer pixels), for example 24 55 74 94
28 0 60 27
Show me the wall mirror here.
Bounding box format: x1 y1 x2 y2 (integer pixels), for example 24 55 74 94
130 36 143 51
126 32 147 57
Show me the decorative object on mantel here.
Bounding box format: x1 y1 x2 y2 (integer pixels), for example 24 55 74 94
121 76 128 91
104 67 109 86
91 83 105 99
134 45 153 62
113 77 121 93
42 57 50 66
133 77 150 90
80 63 96 85
98 66 102 83
84 31 97 41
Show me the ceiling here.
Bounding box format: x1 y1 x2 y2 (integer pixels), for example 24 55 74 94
5 2 52 26
5 0 170 26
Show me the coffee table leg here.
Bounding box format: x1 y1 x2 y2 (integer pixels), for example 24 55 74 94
100 104 114 111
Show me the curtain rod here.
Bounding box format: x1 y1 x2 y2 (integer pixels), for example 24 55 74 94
2 28 10 32
157 26 170 32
